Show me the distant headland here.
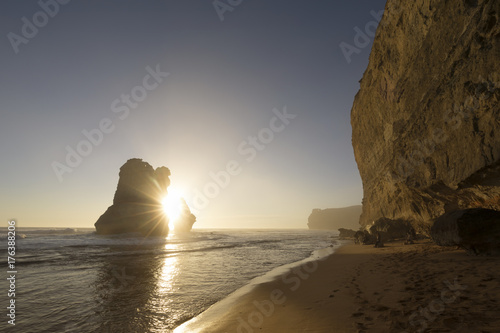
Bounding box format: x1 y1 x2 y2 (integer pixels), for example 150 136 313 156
307 205 362 230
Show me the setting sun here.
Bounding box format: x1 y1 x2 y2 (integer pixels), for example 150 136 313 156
162 186 184 229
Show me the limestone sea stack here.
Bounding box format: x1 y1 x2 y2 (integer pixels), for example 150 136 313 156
172 198 196 233
351 0 500 239
95 158 172 236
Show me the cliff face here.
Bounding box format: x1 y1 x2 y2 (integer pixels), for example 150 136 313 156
351 0 500 232
95 159 171 236
307 205 362 230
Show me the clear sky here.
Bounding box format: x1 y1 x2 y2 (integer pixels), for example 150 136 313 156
0 0 387 229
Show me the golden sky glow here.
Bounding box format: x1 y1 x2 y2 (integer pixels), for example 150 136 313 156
0 1 378 229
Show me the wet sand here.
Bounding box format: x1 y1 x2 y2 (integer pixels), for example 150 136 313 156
175 240 500 333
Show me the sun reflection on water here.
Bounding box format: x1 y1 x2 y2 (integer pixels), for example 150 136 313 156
145 242 182 331
158 255 178 293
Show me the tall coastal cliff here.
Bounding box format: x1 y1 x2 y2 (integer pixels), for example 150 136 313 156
351 0 500 233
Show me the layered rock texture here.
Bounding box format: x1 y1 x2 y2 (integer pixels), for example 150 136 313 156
351 0 500 235
307 205 362 230
95 159 172 236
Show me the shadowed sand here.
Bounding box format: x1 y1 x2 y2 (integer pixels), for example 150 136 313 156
175 241 500 333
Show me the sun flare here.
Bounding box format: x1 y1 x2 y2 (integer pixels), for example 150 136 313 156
161 186 184 230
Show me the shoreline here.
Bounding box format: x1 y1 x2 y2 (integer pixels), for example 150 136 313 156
174 240 500 333
173 240 347 333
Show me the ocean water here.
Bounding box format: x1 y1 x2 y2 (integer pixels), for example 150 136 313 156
2 228 339 332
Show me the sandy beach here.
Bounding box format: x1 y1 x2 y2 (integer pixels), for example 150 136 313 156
176 241 500 333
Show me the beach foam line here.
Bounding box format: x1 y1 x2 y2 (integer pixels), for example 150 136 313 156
173 240 348 333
